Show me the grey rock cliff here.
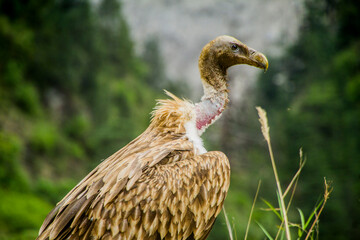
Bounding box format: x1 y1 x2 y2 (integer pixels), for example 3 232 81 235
122 0 304 100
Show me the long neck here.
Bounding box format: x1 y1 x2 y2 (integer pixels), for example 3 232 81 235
195 57 229 135
195 89 228 135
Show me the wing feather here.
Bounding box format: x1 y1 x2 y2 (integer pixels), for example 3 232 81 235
100 151 230 240
38 204 61 235
49 195 87 239
37 128 193 240
38 93 230 240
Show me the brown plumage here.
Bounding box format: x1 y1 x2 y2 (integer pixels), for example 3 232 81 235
37 36 268 240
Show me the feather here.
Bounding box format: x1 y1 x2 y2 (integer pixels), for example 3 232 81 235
38 72 230 240
86 179 104 198
49 195 87 239
38 203 61 235
71 195 95 228
104 178 127 205
35 35 270 239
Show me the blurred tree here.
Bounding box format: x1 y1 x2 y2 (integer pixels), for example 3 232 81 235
142 37 167 89
0 0 168 238
142 37 190 96
256 0 360 239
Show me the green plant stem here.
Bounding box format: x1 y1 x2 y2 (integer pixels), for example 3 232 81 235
223 207 234 240
283 160 305 198
304 179 332 240
244 180 261 240
275 152 304 240
266 138 291 240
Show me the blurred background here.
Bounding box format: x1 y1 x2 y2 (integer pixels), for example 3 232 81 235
0 0 359 239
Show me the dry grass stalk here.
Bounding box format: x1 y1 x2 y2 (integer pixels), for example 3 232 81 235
275 149 305 240
304 178 332 240
283 149 305 198
223 207 234 240
256 106 270 142
256 106 291 240
255 108 331 240
244 180 262 240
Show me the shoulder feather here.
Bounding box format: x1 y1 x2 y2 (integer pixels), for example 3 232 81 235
37 128 193 240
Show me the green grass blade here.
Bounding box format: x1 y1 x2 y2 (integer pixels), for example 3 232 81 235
304 199 324 229
276 191 285 221
262 198 282 220
297 208 305 229
244 180 261 240
222 207 234 240
232 221 238 240
297 208 305 237
280 229 285 240
256 221 274 240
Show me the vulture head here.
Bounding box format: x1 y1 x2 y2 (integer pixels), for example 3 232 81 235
198 35 268 93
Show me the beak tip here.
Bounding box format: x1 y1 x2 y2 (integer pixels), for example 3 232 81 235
251 51 268 72
259 53 268 72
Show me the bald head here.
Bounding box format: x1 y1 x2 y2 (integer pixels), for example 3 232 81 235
198 35 268 92
201 35 268 71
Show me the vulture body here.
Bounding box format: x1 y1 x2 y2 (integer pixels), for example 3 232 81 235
37 36 268 240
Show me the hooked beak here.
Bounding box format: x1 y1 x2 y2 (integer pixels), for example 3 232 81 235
247 48 269 72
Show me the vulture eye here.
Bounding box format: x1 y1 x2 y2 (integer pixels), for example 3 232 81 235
231 44 239 52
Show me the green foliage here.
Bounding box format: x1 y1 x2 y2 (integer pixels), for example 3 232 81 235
1 0 357 239
14 83 41 115
35 178 77 204
0 189 52 239
29 121 59 154
64 112 91 140
255 0 360 238
143 37 167 89
0 132 28 191
0 0 170 238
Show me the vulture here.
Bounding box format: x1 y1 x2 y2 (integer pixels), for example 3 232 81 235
37 35 268 240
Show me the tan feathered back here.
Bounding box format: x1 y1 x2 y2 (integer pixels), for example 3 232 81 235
37 92 230 240
37 34 270 240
